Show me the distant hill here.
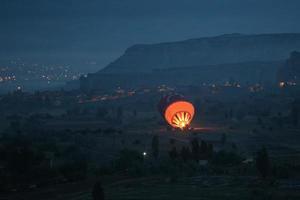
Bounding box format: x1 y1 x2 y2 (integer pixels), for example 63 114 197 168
81 33 300 91
101 33 300 73
81 60 282 92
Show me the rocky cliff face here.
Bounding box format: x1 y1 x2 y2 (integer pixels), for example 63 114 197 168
81 33 300 91
101 33 300 73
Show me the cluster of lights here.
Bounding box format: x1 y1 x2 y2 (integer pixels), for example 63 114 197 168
279 81 297 88
249 84 264 92
0 75 16 82
79 85 174 104
1 61 83 83
157 85 175 92
224 81 241 88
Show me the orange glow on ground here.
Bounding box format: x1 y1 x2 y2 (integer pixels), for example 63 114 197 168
164 101 195 129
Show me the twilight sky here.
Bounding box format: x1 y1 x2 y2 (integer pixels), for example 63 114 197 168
1 0 300 70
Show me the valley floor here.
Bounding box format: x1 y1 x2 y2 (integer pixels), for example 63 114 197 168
2 176 300 200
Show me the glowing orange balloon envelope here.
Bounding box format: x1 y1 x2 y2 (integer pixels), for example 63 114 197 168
158 94 195 129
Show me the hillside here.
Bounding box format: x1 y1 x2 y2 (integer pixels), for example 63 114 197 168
81 61 281 91
101 33 300 73
81 33 300 91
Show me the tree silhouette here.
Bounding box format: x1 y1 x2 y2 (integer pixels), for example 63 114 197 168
169 138 176 145
180 146 191 162
190 138 200 162
169 147 178 160
256 146 271 178
199 140 214 160
92 180 105 200
207 143 214 159
200 141 208 153
151 135 159 159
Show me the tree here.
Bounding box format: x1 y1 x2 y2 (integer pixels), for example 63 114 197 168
180 146 191 162
221 133 227 145
169 147 178 160
256 146 271 178
151 135 159 159
92 180 105 200
231 143 237 152
207 143 214 159
199 140 208 160
114 149 143 170
60 159 88 181
210 150 242 166
169 138 176 145
190 138 200 162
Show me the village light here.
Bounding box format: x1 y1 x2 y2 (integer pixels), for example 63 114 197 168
279 81 285 88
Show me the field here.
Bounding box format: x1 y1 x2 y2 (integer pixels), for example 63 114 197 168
1 87 300 200
4 176 300 200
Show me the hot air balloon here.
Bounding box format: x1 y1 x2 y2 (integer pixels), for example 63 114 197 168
158 94 195 130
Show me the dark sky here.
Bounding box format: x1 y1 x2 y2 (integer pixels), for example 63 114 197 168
1 0 300 69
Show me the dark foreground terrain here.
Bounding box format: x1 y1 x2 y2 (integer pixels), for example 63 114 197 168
3 176 300 200
1 83 300 200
